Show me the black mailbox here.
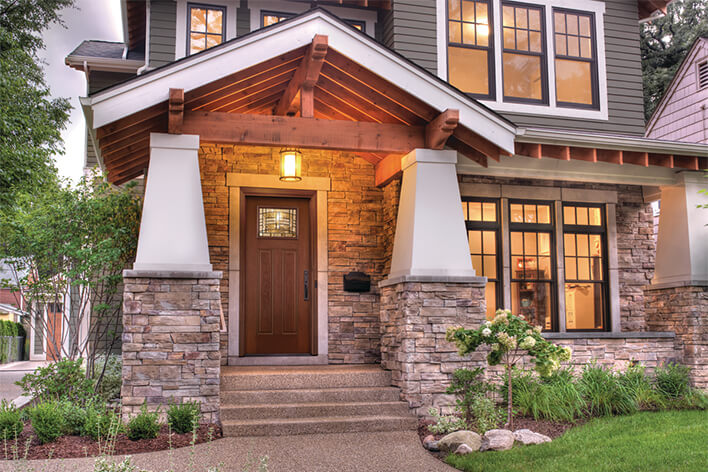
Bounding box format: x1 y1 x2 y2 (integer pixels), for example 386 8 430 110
343 271 371 292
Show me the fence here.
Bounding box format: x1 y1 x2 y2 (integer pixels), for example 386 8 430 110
0 336 24 364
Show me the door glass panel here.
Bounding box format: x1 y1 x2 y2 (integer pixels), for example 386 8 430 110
258 208 297 238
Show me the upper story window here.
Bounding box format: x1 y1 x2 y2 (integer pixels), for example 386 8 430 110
188 4 226 55
502 3 547 103
262 10 365 32
553 10 598 108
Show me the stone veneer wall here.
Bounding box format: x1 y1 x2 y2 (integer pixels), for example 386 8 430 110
457 176 655 331
121 274 222 422
645 285 708 389
380 281 487 416
199 145 400 364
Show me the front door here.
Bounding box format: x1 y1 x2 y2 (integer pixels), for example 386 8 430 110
243 196 312 355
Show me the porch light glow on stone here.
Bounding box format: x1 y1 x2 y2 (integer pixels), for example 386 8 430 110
279 148 302 182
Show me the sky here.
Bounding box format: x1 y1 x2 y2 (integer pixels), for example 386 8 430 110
40 0 123 183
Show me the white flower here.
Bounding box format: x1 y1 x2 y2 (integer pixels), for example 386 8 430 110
484 320 492 327
482 328 492 337
519 335 536 350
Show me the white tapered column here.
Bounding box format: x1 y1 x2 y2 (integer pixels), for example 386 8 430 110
133 133 212 272
653 172 708 286
388 149 477 280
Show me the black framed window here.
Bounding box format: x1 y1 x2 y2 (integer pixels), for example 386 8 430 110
463 198 502 320
563 204 608 331
262 11 365 32
501 2 547 104
188 3 226 55
553 9 598 109
447 0 495 99
509 201 555 331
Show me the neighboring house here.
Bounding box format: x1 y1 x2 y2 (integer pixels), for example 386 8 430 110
646 36 708 143
68 0 707 431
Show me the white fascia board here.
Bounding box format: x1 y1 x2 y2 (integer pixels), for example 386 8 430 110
517 127 708 157
66 55 144 73
86 11 517 153
79 99 107 173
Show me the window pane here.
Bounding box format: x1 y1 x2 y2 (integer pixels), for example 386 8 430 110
589 207 602 226
461 201 468 219
579 15 591 36
516 29 529 51
503 5 514 27
539 256 552 279
564 233 576 256
469 230 482 254
476 2 488 24
483 230 496 254
529 9 541 30
529 31 542 53
472 255 483 273
462 0 476 22
504 27 515 48
567 14 578 35
190 33 206 54
554 12 565 34
463 22 476 44
538 204 551 224
485 282 497 320
258 208 298 238
484 255 497 278
512 281 552 330
207 9 223 34
555 33 566 55
511 231 523 255
589 234 602 257
511 204 523 222
512 255 525 277
591 257 602 280
516 8 527 29
577 234 589 256
576 206 588 225
526 257 538 279
449 0 461 20
524 232 537 255
191 8 206 32
482 202 496 221
263 15 280 27
538 233 551 255
449 47 489 95
580 37 592 58
555 58 593 105
567 36 579 57
565 257 577 279
563 206 575 225
503 53 543 100
565 282 603 330
206 34 221 49
476 24 490 46
449 21 462 42
469 201 482 221
523 204 536 223
578 257 590 280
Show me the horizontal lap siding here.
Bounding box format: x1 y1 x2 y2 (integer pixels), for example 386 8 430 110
150 0 176 68
237 0 250 37
503 0 645 135
388 0 437 75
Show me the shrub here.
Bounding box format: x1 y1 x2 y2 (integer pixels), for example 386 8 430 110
579 364 636 417
83 403 122 441
126 405 160 441
29 401 65 444
446 368 493 425
617 363 665 411
93 355 122 402
427 407 467 435
167 401 201 434
0 400 23 440
468 394 503 434
17 358 94 404
508 368 584 422
655 362 691 400
60 401 86 436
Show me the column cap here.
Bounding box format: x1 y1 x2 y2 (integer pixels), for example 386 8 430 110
150 133 200 150
401 148 458 171
124 269 223 279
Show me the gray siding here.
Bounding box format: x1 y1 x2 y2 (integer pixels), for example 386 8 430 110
150 0 177 68
387 0 437 75
237 0 250 37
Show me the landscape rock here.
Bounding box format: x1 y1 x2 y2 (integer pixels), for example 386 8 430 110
437 430 482 452
454 444 476 455
513 429 552 445
480 429 515 451
423 435 439 451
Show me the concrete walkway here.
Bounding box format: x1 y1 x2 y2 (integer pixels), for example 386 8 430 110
0 361 48 402
0 431 456 472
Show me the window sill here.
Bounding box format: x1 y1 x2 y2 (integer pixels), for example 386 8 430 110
542 331 675 340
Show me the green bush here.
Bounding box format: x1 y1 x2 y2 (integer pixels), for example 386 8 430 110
29 401 65 444
82 402 122 441
446 368 494 425
17 358 94 404
427 407 467 435
655 362 691 400
468 394 503 434
510 368 584 422
93 355 122 401
0 400 23 440
167 401 200 434
59 401 86 436
579 364 637 417
126 405 160 441
617 363 666 410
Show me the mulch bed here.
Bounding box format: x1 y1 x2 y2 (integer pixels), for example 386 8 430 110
0 423 222 461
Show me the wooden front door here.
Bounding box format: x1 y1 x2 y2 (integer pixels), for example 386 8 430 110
243 196 313 355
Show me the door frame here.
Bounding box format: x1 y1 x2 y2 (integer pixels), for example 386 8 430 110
226 173 330 365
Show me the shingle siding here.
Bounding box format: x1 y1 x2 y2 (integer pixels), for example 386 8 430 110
149 0 177 68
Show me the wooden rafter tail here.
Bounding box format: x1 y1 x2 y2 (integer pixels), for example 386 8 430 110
425 109 459 150
648 153 674 168
96 102 168 140
274 34 328 117
357 152 385 166
514 142 541 158
168 88 184 134
596 148 623 165
623 150 649 167
374 154 403 187
447 136 488 168
453 126 501 161
673 155 700 170
569 146 597 162
541 144 570 160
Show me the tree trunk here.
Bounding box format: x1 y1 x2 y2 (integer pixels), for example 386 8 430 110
505 363 513 430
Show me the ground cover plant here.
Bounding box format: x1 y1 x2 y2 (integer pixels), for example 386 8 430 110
446 410 708 472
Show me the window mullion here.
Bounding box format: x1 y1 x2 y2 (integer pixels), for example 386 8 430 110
554 200 566 333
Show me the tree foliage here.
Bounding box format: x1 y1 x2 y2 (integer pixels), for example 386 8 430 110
641 0 708 121
0 0 75 209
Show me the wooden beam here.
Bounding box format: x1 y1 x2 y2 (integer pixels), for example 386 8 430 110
168 88 184 134
569 146 597 162
623 150 649 167
514 142 541 158
274 35 328 116
425 109 459 149
542 144 570 160
596 148 623 165
648 153 674 168
674 155 700 170
181 111 424 154
374 154 403 187
453 126 503 161
357 152 385 166
447 136 488 168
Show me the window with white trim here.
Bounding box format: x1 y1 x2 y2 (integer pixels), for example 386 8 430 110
187 3 226 55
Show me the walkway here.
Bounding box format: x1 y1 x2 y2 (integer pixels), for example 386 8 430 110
0 431 456 472
0 361 47 403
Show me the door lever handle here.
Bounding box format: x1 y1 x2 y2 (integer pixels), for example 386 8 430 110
304 270 310 301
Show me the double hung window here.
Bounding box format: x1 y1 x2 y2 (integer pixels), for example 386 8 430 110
447 0 494 98
188 4 226 55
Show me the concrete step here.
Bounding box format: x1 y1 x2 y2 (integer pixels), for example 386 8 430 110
221 415 418 437
220 401 410 420
220 386 401 404
220 365 392 391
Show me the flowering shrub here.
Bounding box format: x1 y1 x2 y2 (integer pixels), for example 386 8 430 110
446 309 571 428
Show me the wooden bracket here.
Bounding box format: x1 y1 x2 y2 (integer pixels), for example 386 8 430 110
168 88 184 134
425 109 459 149
374 154 403 187
275 35 328 117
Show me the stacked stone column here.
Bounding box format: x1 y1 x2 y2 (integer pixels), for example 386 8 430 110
121 271 222 422
379 279 487 416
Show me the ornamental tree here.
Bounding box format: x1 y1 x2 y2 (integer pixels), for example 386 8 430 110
446 309 571 429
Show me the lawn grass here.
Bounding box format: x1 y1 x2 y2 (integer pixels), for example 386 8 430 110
446 410 708 472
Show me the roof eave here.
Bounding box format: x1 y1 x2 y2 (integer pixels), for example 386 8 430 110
65 55 144 73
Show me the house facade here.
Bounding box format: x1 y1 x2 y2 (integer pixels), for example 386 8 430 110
68 0 707 424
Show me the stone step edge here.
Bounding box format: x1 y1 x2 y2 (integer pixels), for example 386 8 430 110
221 415 418 426
220 401 409 410
219 386 401 394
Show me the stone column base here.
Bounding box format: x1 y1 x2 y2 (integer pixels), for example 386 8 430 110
645 284 708 390
121 270 223 422
379 276 487 416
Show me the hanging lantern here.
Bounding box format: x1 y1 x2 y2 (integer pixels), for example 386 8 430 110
279 148 302 182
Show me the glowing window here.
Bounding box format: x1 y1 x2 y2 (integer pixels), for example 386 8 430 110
258 208 297 239
447 0 494 98
188 4 225 55
553 10 598 108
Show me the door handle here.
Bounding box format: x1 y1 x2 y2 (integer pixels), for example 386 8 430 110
304 270 310 301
